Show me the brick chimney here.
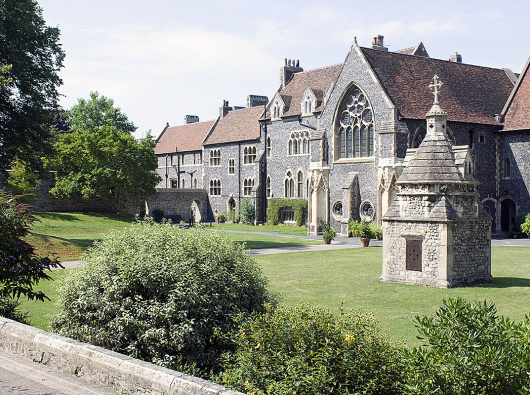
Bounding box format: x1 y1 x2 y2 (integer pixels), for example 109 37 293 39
247 95 268 108
372 35 388 52
280 59 303 88
219 100 244 118
184 115 199 124
449 52 462 63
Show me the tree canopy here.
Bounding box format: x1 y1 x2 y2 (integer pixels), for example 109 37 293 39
47 126 160 201
0 0 65 176
68 91 136 134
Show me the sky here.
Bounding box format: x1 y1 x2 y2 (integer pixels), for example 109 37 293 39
37 0 530 140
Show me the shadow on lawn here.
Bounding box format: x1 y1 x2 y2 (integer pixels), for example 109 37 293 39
235 240 313 249
479 277 530 288
30 233 95 249
34 212 81 221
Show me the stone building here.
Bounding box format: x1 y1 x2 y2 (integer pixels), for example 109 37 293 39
381 76 492 288
153 35 530 234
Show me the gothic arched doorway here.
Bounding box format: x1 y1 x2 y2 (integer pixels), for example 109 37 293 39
227 197 236 220
500 198 516 232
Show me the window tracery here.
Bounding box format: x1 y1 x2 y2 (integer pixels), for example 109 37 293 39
336 86 374 158
243 178 254 196
244 146 256 164
209 149 221 167
288 131 309 156
209 179 221 196
284 171 294 198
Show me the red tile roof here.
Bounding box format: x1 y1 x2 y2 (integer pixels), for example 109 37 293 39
154 120 215 155
502 57 530 131
395 42 429 57
361 48 514 125
203 105 264 145
264 64 342 119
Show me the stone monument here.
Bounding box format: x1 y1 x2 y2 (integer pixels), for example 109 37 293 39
381 76 493 288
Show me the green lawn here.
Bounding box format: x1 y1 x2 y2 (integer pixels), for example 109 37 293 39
18 246 530 347
211 223 309 236
218 230 321 249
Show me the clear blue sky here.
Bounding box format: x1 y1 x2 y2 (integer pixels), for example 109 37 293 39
38 0 530 139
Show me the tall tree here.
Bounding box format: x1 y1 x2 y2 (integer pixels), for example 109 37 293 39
68 91 136 134
0 0 65 177
47 126 160 201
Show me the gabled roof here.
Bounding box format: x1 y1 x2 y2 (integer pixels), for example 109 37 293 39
501 56 530 131
203 105 264 145
264 64 342 119
361 48 514 125
154 120 216 155
395 42 429 57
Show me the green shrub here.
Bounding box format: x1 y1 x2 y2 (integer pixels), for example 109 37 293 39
320 220 336 244
238 198 254 225
369 222 382 239
151 208 164 223
405 297 530 394
221 303 404 394
217 213 227 223
267 198 307 226
51 220 275 376
521 213 530 236
516 212 527 232
348 219 361 236
355 220 373 239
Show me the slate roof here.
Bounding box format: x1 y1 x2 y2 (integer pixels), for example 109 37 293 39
502 56 530 131
154 120 216 155
361 48 514 125
264 64 342 119
203 105 264 145
397 129 464 184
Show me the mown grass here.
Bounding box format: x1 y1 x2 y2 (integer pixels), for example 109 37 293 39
18 246 530 348
211 223 309 236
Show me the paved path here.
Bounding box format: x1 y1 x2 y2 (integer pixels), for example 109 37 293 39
0 350 115 395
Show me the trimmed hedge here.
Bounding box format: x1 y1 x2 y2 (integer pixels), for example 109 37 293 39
266 198 307 226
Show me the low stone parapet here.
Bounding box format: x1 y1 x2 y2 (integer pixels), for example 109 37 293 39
0 317 243 395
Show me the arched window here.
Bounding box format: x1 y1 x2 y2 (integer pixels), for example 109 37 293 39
209 149 221 166
504 158 511 178
266 176 271 198
243 146 256 164
412 126 426 148
209 179 221 196
336 85 374 159
194 179 197 188
243 178 254 196
181 179 185 188
267 137 271 158
288 131 310 156
228 158 235 174
297 171 303 198
284 171 294 198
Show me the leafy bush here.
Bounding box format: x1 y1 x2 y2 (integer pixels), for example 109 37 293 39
51 220 275 376
355 220 373 239
217 213 227 223
0 192 60 301
221 303 405 394
521 213 530 236
405 297 530 394
151 208 164 223
238 198 254 225
516 212 527 232
320 220 336 244
369 222 382 239
267 198 307 226
348 219 361 236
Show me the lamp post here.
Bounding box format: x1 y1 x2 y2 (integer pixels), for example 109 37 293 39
187 170 196 188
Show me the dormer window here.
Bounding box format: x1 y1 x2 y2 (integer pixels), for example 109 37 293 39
272 101 282 120
301 88 317 116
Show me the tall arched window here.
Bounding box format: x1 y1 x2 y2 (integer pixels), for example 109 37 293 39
209 149 221 166
504 158 511 178
267 137 271 158
266 176 271 198
243 178 254 196
336 85 374 159
284 171 294 198
209 179 221 196
297 171 303 198
244 146 256 164
288 131 309 156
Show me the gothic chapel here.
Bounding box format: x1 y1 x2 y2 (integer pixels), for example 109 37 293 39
154 35 530 235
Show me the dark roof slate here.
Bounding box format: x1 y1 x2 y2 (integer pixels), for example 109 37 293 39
502 56 530 131
264 64 342 119
361 48 514 125
203 105 264 145
154 120 215 155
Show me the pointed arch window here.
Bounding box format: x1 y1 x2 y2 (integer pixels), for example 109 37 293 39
284 171 294 198
243 178 254 196
244 146 256 164
209 179 221 196
297 171 304 198
266 176 271 198
336 86 374 158
267 137 271 157
504 158 511 179
209 149 221 166
288 131 309 156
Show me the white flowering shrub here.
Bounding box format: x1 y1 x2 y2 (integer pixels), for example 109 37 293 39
51 220 274 375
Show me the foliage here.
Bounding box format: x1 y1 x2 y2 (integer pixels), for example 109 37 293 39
221 303 405 394
227 210 238 223
351 220 373 239
404 297 530 394
51 220 275 375
0 193 60 301
238 198 254 225
46 126 160 201
521 214 530 236
267 198 307 226
217 213 227 223
0 296 28 323
0 0 65 176
319 220 336 244
151 208 164 223
68 91 136 134
369 222 382 239
6 159 40 198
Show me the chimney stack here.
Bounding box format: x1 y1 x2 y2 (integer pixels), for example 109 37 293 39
247 95 269 108
371 35 388 52
184 115 199 124
280 58 303 88
449 52 462 63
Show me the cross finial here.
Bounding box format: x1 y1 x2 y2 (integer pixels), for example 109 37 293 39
429 75 443 105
